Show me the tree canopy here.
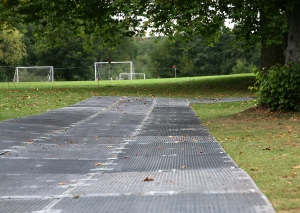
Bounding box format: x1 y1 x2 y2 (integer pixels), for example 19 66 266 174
3 1 299 65
0 25 26 66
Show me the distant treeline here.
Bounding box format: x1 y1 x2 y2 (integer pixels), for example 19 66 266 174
0 24 260 81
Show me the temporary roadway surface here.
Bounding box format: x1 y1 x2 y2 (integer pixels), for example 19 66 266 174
0 96 275 213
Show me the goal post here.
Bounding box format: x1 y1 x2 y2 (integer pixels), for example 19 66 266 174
94 61 133 81
119 73 146 80
14 66 54 82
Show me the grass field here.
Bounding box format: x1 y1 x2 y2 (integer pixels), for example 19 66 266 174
1 73 299 212
0 74 255 121
192 101 300 213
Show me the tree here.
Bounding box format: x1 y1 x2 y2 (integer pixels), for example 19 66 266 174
130 1 300 69
0 26 26 65
215 1 288 70
144 32 259 77
4 1 299 66
284 1 300 64
3 0 137 47
19 24 38 66
0 25 27 80
133 0 300 110
133 37 156 78
34 34 136 81
149 37 182 78
221 0 300 110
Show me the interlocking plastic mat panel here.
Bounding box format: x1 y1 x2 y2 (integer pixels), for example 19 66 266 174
71 169 258 195
0 199 54 213
0 96 274 213
0 158 103 175
51 193 271 213
0 174 87 197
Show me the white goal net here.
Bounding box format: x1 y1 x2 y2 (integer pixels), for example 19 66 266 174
14 66 54 82
94 61 133 80
119 73 146 80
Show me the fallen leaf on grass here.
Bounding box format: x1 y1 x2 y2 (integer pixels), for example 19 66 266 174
263 147 272 150
293 165 300 169
291 172 297 178
144 177 154 181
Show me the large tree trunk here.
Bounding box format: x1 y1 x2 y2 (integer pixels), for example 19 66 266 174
284 2 300 64
260 7 285 71
261 43 285 70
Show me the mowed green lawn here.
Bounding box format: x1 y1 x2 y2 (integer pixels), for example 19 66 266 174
0 74 255 121
1 73 299 212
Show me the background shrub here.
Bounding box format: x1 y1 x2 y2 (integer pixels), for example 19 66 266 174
232 59 256 74
254 63 300 111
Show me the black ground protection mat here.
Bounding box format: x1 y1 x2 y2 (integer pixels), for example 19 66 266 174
0 199 53 213
117 141 225 157
71 168 259 195
0 158 103 175
0 173 88 197
4 143 121 160
51 192 269 213
101 154 236 173
0 96 275 213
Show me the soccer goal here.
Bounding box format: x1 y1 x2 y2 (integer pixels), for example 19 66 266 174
94 61 133 81
119 73 146 80
14 66 54 82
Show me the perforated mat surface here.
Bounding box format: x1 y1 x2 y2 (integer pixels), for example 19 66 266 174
0 96 274 213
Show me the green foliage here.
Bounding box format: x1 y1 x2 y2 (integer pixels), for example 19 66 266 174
232 59 256 74
21 24 136 81
253 63 300 111
0 25 27 66
0 67 6 81
147 33 260 77
16 25 260 80
138 0 225 44
11 0 129 46
223 0 288 47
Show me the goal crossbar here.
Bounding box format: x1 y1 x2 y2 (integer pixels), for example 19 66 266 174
94 61 133 80
14 66 54 82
